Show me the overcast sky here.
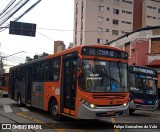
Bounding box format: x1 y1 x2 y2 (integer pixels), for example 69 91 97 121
0 0 74 71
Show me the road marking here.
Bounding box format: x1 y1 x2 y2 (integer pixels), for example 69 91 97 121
111 118 119 132
16 112 44 123
20 107 29 112
55 129 66 132
3 105 12 113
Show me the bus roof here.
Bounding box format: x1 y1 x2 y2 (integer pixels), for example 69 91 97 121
10 44 127 71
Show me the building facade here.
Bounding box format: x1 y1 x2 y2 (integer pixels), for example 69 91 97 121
54 41 66 54
73 0 134 46
134 0 160 30
73 0 160 46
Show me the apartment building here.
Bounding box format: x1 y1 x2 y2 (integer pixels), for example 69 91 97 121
73 0 134 46
134 0 160 30
73 0 160 46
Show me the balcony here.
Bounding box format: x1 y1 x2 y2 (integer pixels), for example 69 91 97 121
145 53 160 67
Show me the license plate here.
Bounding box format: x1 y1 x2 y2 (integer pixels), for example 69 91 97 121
106 111 115 116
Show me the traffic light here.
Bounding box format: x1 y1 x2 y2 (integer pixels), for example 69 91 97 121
9 21 36 37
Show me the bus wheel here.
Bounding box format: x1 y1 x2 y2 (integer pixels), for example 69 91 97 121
17 94 22 106
129 109 135 114
50 100 62 121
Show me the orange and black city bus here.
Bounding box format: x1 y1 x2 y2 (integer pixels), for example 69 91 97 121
0 73 9 97
9 44 129 121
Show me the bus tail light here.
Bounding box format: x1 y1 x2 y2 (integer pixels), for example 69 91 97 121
79 98 96 109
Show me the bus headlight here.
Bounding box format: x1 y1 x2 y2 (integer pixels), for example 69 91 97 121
89 104 95 109
79 98 96 109
123 103 127 107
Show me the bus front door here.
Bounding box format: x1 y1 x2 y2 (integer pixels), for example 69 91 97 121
61 56 77 116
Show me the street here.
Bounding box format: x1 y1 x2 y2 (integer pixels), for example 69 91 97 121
0 97 160 132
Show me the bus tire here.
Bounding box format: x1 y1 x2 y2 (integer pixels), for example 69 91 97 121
50 100 62 121
17 94 22 106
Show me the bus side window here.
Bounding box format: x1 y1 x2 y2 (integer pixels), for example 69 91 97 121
49 58 60 81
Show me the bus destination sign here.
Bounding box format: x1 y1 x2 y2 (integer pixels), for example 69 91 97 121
82 47 128 60
130 66 156 76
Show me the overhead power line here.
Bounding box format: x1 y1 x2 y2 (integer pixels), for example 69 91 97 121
0 0 41 32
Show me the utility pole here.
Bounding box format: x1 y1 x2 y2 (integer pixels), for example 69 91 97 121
0 48 26 76
0 43 4 77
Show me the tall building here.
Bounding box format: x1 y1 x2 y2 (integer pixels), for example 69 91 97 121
73 0 160 46
73 0 134 46
133 0 160 30
54 41 66 54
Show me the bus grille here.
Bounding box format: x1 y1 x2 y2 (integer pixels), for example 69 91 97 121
92 94 126 100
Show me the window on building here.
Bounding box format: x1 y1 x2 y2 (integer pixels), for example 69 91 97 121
147 6 152 9
98 27 103 32
107 7 110 11
112 30 118 35
106 18 109 21
113 8 119 14
76 3 78 14
126 1 132 4
106 29 109 32
153 17 156 19
99 6 104 12
126 21 132 24
97 38 103 43
122 21 125 23
122 10 125 13
126 11 132 14
122 0 132 4
158 8 160 13
113 19 119 25
147 16 152 19
98 16 104 22
153 7 156 10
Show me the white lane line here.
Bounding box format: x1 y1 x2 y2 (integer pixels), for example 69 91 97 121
20 107 29 112
3 105 13 113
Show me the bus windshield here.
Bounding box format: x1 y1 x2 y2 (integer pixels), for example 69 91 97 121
78 59 128 92
130 74 157 95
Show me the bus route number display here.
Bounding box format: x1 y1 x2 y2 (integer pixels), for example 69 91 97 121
82 47 128 59
98 49 114 57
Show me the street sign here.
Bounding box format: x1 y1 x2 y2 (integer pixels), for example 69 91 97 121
9 21 36 37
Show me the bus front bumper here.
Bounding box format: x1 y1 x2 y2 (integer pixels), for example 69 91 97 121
129 100 159 111
77 103 129 119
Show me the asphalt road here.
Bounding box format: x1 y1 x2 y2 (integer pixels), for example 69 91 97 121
0 97 160 132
